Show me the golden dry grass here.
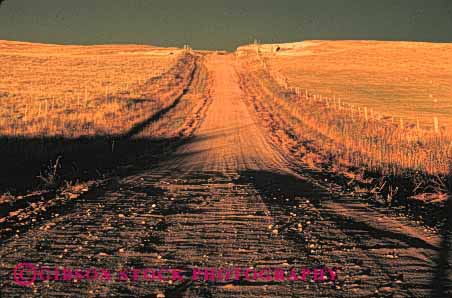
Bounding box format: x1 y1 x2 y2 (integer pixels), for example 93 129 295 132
0 40 186 137
237 42 452 183
0 40 199 193
250 40 452 130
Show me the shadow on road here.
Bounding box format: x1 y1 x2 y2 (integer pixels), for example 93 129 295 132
431 165 452 297
238 170 439 250
0 131 225 195
238 169 450 294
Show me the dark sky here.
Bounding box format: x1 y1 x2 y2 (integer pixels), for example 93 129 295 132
0 0 451 50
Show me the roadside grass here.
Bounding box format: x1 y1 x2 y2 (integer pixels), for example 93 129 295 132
237 43 452 219
0 41 198 193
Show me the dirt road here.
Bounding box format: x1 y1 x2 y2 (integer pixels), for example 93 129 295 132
0 55 450 297
163 55 287 173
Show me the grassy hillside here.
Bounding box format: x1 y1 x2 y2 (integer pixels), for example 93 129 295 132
257 40 452 129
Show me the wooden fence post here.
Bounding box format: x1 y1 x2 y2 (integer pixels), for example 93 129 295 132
434 117 439 133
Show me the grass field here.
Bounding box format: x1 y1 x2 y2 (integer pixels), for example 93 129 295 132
251 40 452 130
237 41 452 203
0 41 198 193
0 40 188 137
